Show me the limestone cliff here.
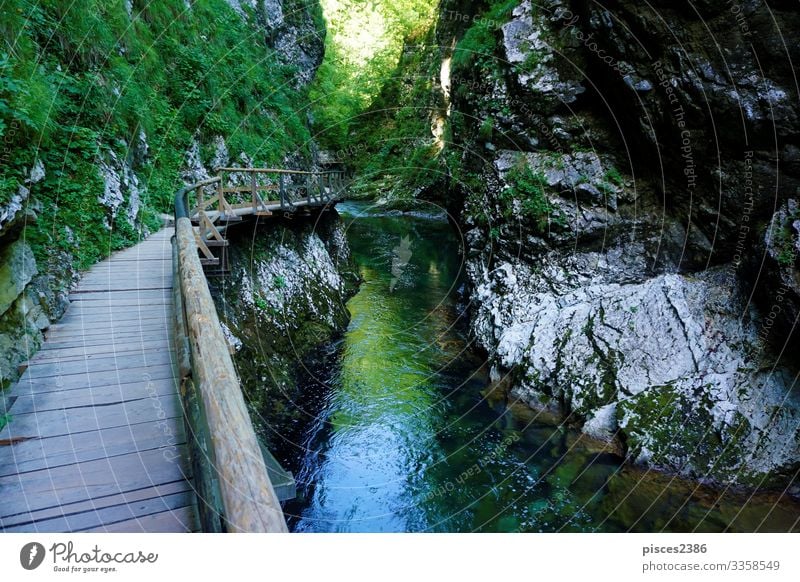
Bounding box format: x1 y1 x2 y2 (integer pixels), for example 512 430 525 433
436 0 800 487
207 212 358 450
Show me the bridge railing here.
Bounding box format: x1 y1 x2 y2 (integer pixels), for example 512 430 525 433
184 168 345 266
173 178 293 533
214 167 345 211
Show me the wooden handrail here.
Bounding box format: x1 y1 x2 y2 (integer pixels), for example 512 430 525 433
214 166 343 175
171 167 346 530
173 180 289 533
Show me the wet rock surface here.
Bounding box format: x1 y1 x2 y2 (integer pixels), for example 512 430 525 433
208 212 359 449
442 0 800 485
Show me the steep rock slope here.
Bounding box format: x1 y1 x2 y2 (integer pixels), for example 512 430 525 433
208 212 358 450
441 0 800 486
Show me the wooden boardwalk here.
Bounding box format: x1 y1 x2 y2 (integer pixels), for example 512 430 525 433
0 228 198 532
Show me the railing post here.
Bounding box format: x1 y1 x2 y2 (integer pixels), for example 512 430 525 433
279 174 286 209
251 172 257 211
217 172 225 217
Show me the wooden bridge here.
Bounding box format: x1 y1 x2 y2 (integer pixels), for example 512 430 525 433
0 167 345 532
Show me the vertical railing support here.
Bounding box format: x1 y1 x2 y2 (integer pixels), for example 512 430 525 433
251 173 257 211
217 173 225 216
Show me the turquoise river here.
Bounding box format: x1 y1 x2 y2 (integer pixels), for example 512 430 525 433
278 201 800 533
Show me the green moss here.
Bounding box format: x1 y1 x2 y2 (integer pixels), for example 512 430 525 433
603 166 625 187
2 0 316 271
500 155 562 233
254 295 269 311
518 42 542 73
774 225 797 266
451 0 519 72
478 117 494 141
619 384 756 484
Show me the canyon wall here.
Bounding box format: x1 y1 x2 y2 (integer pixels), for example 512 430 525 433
436 0 800 487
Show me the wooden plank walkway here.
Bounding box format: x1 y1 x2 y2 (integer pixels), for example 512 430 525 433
0 229 198 532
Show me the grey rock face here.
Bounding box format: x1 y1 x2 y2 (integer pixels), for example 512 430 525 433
182 137 212 185
0 160 44 238
470 252 799 483
208 212 358 449
97 148 143 227
445 0 800 485
501 0 585 112
0 240 37 318
0 239 47 387
224 0 323 87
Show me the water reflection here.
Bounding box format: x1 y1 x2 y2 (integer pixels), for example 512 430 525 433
281 201 800 533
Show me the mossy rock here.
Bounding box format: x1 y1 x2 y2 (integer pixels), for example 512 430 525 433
618 384 754 484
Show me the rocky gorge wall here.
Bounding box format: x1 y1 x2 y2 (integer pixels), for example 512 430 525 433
207 212 359 450
435 0 800 488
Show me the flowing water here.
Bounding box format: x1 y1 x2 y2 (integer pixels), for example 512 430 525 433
279 201 800 532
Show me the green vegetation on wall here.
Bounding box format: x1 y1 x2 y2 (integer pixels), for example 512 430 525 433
1 0 318 270
501 159 556 232
310 0 437 152
311 0 543 208
450 0 517 72
352 30 445 196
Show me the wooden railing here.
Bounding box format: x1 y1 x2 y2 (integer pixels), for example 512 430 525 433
171 167 344 532
185 168 345 268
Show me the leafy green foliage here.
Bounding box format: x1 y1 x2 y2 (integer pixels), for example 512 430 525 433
254 294 269 310
604 166 625 187
519 46 542 73
501 158 558 233
774 226 798 267
310 0 437 152
1 0 314 271
478 118 494 142
451 0 518 72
